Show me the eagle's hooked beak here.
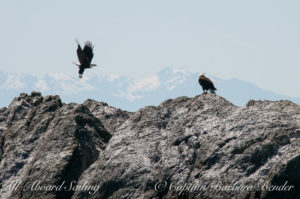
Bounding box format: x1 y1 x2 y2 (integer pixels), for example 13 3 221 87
91 64 97 67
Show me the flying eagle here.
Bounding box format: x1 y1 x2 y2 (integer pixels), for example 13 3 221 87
198 73 217 94
73 40 97 78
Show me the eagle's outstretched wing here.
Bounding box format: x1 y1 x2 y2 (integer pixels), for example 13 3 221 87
76 40 87 65
83 41 94 65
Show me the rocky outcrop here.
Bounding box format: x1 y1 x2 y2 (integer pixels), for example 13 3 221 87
0 92 111 199
83 99 132 134
1 92 300 199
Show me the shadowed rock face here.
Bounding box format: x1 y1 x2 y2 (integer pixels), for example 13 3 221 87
1 92 300 199
0 92 111 199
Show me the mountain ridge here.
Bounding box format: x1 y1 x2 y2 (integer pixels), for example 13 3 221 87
0 68 299 111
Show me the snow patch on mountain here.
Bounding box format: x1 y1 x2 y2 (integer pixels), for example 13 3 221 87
115 75 160 101
0 68 299 111
35 80 49 92
1 74 25 90
106 74 120 82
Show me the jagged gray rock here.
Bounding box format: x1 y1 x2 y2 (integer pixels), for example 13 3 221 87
0 92 111 199
73 95 300 199
1 92 300 199
83 99 132 134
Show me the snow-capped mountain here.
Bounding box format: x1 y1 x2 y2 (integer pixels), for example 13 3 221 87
1 68 299 111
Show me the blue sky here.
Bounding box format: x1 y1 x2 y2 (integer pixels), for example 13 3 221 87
1 0 300 97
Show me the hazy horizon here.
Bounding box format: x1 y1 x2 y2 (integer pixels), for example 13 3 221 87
0 67 299 112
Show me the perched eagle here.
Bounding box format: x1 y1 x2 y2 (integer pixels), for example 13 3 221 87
73 40 97 78
198 73 217 94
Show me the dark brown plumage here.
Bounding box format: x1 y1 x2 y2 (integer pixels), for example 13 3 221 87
73 40 97 78
198 74 217 94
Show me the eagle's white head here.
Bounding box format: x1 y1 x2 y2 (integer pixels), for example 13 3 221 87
200 72 205 76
